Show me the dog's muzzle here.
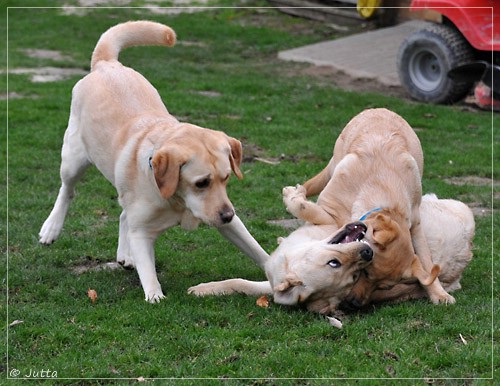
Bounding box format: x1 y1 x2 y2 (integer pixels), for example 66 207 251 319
359 245 373 262
219 205 235 224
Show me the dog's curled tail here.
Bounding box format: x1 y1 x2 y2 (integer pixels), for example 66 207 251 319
90 21 176 71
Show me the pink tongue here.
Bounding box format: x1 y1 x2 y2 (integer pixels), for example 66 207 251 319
341 226 363 244
341 235 355 244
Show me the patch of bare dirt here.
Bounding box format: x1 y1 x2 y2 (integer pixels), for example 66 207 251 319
466 203 492 217
19 49 72 61
300 65 408 99
71 256 122 275
267 218 304 230
234 7 372 38
240 140 316 164
0 92 39 100
61 0 211 16
8 67 87 83
445 176 497 217
193 90 222 98
444 176 497 187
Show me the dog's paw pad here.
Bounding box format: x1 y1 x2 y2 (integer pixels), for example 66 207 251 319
431 292 456 305
282 184 306 197
145 290 165 303
39 222 62 245
188 283 230 296
187 286 202 296
441 294 456 305
188 284 211 296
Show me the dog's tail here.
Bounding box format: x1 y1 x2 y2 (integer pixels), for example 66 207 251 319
90 21 176 71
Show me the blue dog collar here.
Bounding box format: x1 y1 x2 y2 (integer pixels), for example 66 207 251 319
359 207 382 221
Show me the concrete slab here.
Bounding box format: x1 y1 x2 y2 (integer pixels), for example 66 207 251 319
278 20 429 87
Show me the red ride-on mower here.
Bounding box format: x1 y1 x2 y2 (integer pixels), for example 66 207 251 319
397 0 499 110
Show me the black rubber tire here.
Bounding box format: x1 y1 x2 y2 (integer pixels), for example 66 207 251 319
397 23 475 104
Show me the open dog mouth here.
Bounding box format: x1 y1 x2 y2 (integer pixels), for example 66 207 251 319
328 222 368 244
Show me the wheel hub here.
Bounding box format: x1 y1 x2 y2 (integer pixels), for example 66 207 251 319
409 48 442 92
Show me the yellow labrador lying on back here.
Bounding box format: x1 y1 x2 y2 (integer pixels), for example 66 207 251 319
39 21 269 303
188 194 474 313
191 220 375 314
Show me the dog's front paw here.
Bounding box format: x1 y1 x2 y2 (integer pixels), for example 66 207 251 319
430 291 456 305
427 283 456 304
145 288 165 303
39 220 63 245
188 282 232 296
282 184 306 200
283 184 307 217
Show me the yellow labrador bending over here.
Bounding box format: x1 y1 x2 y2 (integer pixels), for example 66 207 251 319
188 194 474 312
39 21 269 303
283 108 454 306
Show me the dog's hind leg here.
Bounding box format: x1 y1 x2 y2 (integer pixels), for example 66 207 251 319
39 119 91 244
188 279 272 296
411 221 456 305
303 157 337 196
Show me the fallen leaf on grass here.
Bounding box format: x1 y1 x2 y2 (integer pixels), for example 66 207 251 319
9 320 24 328
87 288 97 304
326 316 343 329
256 295 270 308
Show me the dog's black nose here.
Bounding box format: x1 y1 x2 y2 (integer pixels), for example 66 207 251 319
341 293 364 310
219 206 235 224
360 245 373 262
342 297 363 311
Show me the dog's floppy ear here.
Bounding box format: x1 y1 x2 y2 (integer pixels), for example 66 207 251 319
151 149 185 199
406 254 440 286
227 137 243 180
274 274 303 292
272 273 304 306
371 214 397 248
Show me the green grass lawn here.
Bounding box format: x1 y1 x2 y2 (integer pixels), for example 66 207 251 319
3 1 498 383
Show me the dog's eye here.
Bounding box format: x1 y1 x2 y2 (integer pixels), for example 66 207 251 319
195 178 211 189
327 259 341 268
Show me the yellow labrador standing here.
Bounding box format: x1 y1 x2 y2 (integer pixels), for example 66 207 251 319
39 21 269 302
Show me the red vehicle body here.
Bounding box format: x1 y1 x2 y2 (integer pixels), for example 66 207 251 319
397 0 499 106
411 0 499 52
